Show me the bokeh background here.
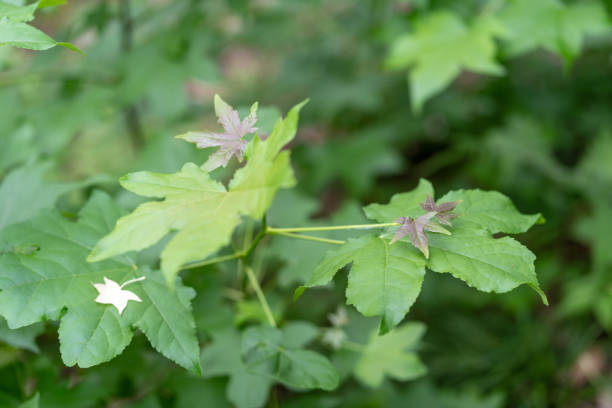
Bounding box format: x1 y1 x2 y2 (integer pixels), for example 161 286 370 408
1 0 612 407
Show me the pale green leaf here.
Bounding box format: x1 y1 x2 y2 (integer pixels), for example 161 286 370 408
0 192 201 372
89 101 307 285
242 325 339 391
0 1 38 22
499 0 610 65
0 20 56 50
387 12 506 112
354 322 426 387
306 235 426 333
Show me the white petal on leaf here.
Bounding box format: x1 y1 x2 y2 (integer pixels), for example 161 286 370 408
93 277 145 315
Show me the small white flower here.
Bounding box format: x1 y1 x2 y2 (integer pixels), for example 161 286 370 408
93 276 145 315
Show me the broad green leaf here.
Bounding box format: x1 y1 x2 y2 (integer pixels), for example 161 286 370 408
362 179 547 304
242 325 339 391
427 228 547 304
0 162 108 231
499 0 610 65
0 317 43 352
306 235 426 333
436 189 541 234
386 12 506 112
201 328 272 408
0 1 38 22
89 101 307 285
0 192 201 372
0 20 56 50
354 322 426 387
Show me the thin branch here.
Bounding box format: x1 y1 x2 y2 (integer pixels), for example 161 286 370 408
181 252 244 270
268 230 345 245
267 222 399 233
244 265 276 327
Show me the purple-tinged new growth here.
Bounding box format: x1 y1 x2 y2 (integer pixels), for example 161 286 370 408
391 212 450 258
420 195 460 226
176 94 258 171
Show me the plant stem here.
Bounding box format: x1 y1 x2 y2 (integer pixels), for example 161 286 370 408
181 252 244 270
268 230 345 245
244 265 276 327
267 222 398 233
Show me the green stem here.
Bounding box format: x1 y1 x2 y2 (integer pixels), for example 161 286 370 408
244 215 267 260
181 252 244 270
268 230 345 245
267 223 398 233
244 265 276 327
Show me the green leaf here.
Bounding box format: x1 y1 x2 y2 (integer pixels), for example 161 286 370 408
0 317 43 353
0 1 38 22
427 228 547 304
201 328 272 408
242 325 339 391
0 20 56 50
89 101 307 286
306 235 426 333
499 0 610 66
363 179 546 304
0 162 108 231
354 322 426 387
0 192 201 372
436 189 541 234
386 12 506 112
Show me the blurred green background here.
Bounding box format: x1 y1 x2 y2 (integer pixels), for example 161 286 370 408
1 0 612 407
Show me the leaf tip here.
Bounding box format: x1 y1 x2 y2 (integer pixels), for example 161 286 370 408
293 286 306 301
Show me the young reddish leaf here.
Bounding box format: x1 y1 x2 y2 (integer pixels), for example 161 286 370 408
176 95 258 171
420 195 460 226
391 212 451 258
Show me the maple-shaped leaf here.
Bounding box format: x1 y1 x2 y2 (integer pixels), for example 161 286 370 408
93 277 145 315
305 235 427 333
420 195 460 226
386 12 506 112
176 95 258 171
0 192 201 373
242 324 339 391
499 0 610 66
354 322 426 387
303 179 547 332
88 100 307 286
365 179 547 304
391 212 451 258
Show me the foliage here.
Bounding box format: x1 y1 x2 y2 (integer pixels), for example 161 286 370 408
0 0 611 407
